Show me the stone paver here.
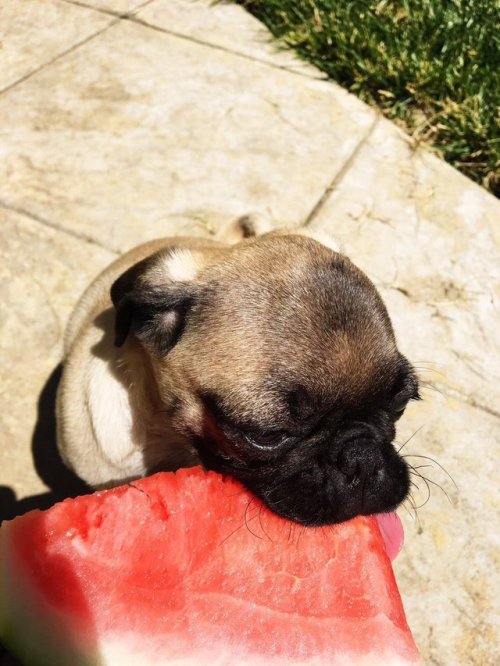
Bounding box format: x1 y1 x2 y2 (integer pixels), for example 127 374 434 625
0 0 112 92
137 0 320 75
73 0 151 14
1 1 499 665
0 16 374 253
309 116 500 665
0 209 116 505
397 397 499 666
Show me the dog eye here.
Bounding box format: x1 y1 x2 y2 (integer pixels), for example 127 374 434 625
244 430 286 448
391 393 412 420
393 405 406 421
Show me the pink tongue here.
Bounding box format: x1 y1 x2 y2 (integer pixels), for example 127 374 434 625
375 512 404 561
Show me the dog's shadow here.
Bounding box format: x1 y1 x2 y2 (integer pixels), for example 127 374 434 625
0 364 89 524
0 364 91 661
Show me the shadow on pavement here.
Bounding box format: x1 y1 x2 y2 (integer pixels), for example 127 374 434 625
0 364 89 524
0 365 91 664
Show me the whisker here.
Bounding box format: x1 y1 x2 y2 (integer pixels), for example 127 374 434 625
412 486 432 510
408 461 455 506
420 475 454 505
258 504 273 542
245 497 263 540
397 425 425 453
412 479 431 510
218 508 260 546
406 488 417 512
403 491 420 526
403 454 458 491
296 525 307 545
408 465 432 484
407 464 431 509
418 382 444 396
401 501 415 521
411 362 446 377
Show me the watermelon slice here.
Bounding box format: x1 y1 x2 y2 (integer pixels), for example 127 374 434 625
0 467 420 666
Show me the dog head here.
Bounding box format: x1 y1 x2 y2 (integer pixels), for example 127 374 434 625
111 232 419 525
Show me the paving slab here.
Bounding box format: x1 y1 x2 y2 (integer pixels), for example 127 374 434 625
394 391 499 665
309 116 500 665
0 18 375 252
77 0 155 14
136 0 320 75
0 209 116 510
0 0 112 92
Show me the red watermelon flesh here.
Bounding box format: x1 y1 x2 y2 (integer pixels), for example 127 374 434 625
0 466 420 666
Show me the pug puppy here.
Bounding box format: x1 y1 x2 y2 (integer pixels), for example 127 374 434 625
56 221 419 526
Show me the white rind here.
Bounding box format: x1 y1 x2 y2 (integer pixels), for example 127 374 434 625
97 624 421 666
100 639 418 666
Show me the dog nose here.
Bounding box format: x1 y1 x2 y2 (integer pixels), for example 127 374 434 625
336 442 385 484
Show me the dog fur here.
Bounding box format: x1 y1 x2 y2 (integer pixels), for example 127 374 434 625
56 221 419 525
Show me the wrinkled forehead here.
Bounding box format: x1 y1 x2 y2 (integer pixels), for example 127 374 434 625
200 235 390 323
176 237 398 416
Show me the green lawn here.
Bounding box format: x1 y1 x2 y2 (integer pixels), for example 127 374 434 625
235 0 500 196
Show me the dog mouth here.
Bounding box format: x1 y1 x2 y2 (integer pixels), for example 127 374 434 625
194 404 410 528
194 432 410 529
247 453 409 527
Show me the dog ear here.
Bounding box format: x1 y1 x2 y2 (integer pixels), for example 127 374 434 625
110 249 201 355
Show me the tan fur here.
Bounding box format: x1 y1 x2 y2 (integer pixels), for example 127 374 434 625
57 222 395 489
57 236 226 487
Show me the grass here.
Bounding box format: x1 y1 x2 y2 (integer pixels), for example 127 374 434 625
234 0 500 196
